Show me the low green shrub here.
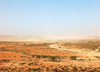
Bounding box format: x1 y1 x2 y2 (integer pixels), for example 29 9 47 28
70 56 77 60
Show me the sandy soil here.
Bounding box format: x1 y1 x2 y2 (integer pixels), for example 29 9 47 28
0 41 100 72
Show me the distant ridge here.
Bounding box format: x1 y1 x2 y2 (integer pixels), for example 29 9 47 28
0 35 100 42
85 36 100 39
0 35 45 42
0 35 14 37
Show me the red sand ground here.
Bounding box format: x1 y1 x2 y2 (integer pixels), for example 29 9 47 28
0 42 100 72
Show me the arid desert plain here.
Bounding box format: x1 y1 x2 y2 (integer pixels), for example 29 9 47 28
0 38 100 72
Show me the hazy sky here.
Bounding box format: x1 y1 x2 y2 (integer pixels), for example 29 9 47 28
0 0 100 39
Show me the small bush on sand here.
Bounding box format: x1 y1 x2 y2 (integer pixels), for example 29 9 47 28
72 67 77 71
52 68 58 72
49 56 56 61
46 67 49 71
36 55 41 58
70 56 77 60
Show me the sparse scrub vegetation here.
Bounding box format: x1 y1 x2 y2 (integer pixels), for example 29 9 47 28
0 41 100 72
19 62 26 65
23 43 51 46
52 68 58 72
29 68 41 71
32 54 61 62
70 56 77 60
36 55 41 58
0 59 10 63
49 56 56 61
46 67 49 71
63 41 100 50
72 66 78 71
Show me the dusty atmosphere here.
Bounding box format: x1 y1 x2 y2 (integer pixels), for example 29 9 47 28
1 0 100 72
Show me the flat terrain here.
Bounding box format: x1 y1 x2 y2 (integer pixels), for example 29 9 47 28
0 41 100 72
